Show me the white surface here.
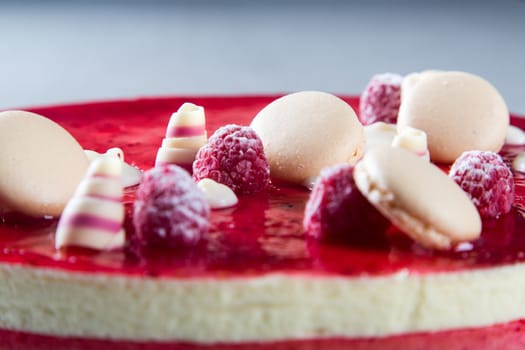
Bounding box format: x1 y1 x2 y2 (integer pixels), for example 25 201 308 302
0 0 524 114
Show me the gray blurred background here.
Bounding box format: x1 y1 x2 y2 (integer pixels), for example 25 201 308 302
1 0 524 114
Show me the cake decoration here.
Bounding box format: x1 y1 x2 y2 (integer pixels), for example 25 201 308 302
0 110 88 218
303 163 389 243
354 146 481 250
398 70 509 163
251 91 364 185
193 124 269 195
512 152 525 173
55 156 125 250
133 165 210 248
359 73 403 125
155 102 207 171
197 178 238 209
363 122 397 151
391 126 430 160
85 147 142 187
450 151 514 218
505 125 525 145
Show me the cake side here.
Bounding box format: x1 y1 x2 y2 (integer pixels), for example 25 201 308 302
2 262 525 342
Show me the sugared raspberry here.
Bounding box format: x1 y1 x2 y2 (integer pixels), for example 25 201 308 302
133 165 210 248
193 124 269 195
449 151 514 218
303 163 390 244
359 73 403 125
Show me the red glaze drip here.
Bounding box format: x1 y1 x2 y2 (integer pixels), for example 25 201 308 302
0 96 524 279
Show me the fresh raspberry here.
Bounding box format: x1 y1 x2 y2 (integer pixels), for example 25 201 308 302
359 73 403 125
303 163 390 245
193 124 269 195
133 165 210 248
449 151 514 218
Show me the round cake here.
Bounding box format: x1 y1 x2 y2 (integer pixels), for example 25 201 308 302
1 95 525 350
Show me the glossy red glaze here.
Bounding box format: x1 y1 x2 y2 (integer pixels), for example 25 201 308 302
2 95 525 278
1 96 525 349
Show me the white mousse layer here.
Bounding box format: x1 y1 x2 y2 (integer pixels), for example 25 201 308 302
1 263 525 342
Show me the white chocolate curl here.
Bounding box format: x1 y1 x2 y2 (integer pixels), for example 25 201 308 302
155 103 207 169
197 178 238 209
84 147 142 187
55 157 125 250
392 126 430 160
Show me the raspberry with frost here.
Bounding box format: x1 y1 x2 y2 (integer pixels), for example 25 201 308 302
303 163 390 244
449 151 514 218
359 73 403 125
193 124 269 195
133 165 210 248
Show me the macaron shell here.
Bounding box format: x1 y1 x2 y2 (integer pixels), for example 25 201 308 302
251 91 364 184
398 71 509 164
0 111 89 217
353 147 481 250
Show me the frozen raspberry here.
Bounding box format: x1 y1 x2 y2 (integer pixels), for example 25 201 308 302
303 163 390 244
359 73 403 125
133 165 210 248
193 124 269 195
450 151 514 218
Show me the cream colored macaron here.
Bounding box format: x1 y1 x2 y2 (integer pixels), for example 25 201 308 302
251 91 364 185
353 146 481 250
398 70 509 164
0 110 89 217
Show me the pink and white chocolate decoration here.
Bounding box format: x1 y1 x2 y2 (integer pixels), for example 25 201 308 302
55 156 125 250
392 126 430 160
85 147 142 187
155 103 207 170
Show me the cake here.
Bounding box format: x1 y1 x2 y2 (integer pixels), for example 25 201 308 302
1 82 525 350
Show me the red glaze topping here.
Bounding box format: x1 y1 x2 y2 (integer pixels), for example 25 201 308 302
0 96 524 279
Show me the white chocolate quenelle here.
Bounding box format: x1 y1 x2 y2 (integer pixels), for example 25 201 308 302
155 103 207 170
55 156 125 250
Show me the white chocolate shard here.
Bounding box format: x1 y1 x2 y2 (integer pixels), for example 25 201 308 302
392 126 430 160
55 157 125 251
506 125 525 145
364 122 397 152
155 103 207 169
84 148 142 187
197 178 238 209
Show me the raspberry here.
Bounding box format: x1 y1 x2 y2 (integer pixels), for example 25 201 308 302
133 165 210 248
449 151 514 218
303 163 390 244
359 73 403 125
193 124 269 195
